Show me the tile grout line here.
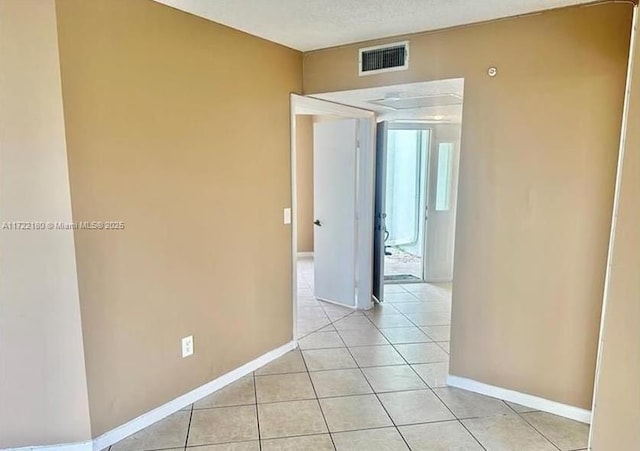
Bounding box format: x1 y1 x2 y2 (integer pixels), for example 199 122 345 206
299 281 471 448
359 299 489 451
338 320 414 450
252 371 262 451
183 404 193 450
296 281 580 449
299 344 338 450
373 291 563 451
504 402 562 451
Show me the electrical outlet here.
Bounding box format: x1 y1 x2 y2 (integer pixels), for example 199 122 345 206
181 335 194 358
283 207 292 224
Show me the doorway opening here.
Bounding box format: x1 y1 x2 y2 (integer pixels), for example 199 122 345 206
290 95 376 339
382 123 430 282
312 78 464 301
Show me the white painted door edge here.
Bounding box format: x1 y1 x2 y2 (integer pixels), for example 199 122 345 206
92 340 296 451
297 251 314 258
447 374 592 424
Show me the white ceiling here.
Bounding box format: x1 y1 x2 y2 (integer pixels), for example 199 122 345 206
313 79 465 123
154 0 593 51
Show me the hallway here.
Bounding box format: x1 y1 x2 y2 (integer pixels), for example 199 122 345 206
108 257 589 450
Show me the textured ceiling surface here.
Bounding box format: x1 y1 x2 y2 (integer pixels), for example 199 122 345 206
154 0 593 51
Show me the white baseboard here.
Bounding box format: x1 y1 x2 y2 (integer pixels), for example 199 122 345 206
297 252 314 258
0 441 93 451
447 375 592 424
92 340 296 450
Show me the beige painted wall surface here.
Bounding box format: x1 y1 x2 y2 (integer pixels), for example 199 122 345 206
590 18 640 450
56 0 301 435
304 3 633 409
296 115 314 252
0 0 92 447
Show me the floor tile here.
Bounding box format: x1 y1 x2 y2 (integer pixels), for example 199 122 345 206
111 411 190 451
399 421 482 450
309 368 372 398
188 406 258 446
255 350 306 375
403 311 451 326
298 310 331 324
338 328 389 346
348 345 405 367
521 411 589 450
319 394 392 432
367 314 414 328
318 324 336 332
412 362 449 388
194 376 255 409
302 348 357 371
362 365 427 392
379 327 432 344
364 302 399 316
333 314 375 330
403 284 451 300
322 305 355 322
505 401 537 413
433 387 512 419
394 301 451 315
298 331 345 350
257 400 327 439
261 434 334 451
378 389 454 425
462 414 557 450
395 342 449 364
437 341 450 353
332 427 409 450
382 284 409 294
255 372 315 403
421 325 451 341
385 292 420 303
187 442 259 450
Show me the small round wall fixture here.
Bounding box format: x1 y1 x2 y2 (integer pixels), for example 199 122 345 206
487 67 498 77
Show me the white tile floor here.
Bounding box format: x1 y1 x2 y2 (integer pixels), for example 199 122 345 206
108 257 589 450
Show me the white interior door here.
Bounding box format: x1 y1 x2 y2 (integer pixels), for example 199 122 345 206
313 118 358 307
424 133 461 282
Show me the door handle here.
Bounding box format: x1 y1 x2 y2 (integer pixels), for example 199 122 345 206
313 219 322 227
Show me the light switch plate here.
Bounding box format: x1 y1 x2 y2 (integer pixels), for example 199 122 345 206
283 207 291 224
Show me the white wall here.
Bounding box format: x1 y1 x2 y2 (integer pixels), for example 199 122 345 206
0 0 92 446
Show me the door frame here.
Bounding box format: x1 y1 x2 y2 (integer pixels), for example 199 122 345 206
423 126 462 283
383 121 432 285
290 94 376 339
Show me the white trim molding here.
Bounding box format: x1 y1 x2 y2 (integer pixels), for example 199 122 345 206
447 375 592 424
0 442 93 451
90 340 295 451
296 251 314 258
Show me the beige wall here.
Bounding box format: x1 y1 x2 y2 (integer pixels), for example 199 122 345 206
296 115 314 252
55 0 301 435
0 0 92 447
590 15 639 450
304 3 633 409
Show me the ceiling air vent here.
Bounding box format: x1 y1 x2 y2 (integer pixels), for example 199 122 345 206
359 41 409 76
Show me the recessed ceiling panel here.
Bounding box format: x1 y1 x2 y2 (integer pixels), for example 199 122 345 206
370 94 463 110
